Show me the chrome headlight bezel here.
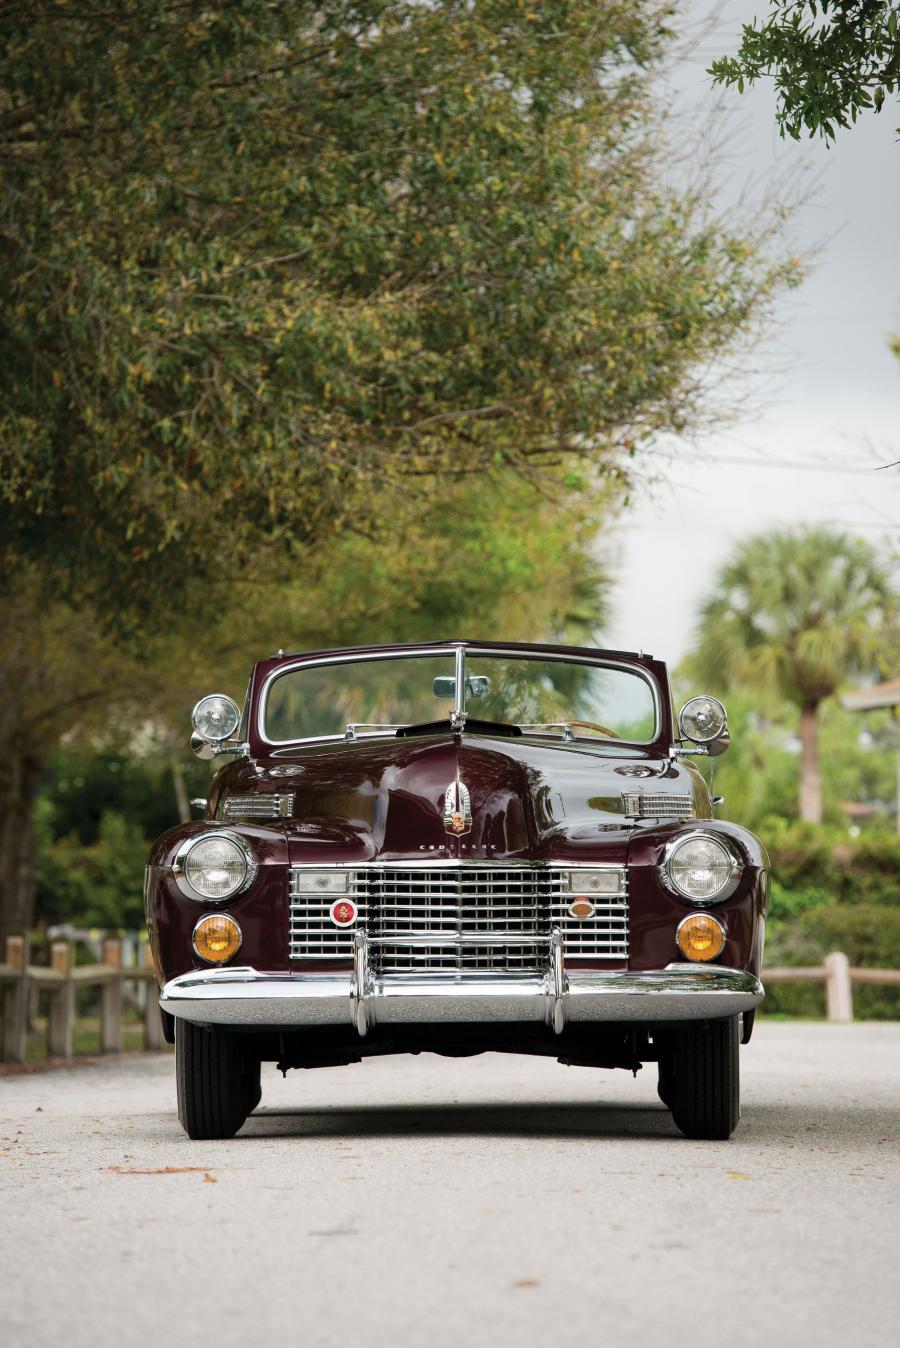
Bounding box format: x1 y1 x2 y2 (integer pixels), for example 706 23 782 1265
660 830 742 904
173 831 257 903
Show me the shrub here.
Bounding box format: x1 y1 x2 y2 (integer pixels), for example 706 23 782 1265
762 825 900 1019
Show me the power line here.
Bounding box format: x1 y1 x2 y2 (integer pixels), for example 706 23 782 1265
681 453 898 476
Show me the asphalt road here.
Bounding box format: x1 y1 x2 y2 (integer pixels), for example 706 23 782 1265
2 1022 898 1348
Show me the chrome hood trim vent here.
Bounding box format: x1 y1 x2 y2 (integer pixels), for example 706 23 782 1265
221 793 295 821
621 792 695 821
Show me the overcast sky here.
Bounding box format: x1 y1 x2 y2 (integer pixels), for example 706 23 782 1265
603 0 900 665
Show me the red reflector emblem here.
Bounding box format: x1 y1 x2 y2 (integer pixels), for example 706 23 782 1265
329 899 359 928
568 898 596 921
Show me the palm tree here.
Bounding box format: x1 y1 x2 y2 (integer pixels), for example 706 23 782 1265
688 528 897 824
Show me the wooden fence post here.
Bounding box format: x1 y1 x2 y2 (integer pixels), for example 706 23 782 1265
825 951 854 1022
2 935 29 1064
142 943 164 1051
101 936 123 1053
47 940 74 1059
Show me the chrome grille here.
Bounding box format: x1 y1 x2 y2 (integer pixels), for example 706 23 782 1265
222 794 294 821
288 869 369 959
549 871 629 959
621 792 694 820
375 868 541 974
288 865 629 970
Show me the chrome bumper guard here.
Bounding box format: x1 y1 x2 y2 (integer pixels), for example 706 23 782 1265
160 931 764 1035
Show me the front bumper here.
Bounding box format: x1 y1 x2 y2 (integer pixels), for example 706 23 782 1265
160 933 764 1036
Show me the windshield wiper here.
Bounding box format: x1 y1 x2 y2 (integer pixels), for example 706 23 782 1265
343 723 405 742
521 720 618 741
521 722 576 741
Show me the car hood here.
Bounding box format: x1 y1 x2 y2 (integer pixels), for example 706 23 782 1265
214 733 707 863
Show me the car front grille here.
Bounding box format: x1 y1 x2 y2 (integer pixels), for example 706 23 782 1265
288 865 629 972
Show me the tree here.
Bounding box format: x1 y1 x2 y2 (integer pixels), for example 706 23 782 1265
686 528 897 824
710 1 900 141
0 1 796 938
2 0 795 622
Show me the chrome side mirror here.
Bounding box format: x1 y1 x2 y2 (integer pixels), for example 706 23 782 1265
190 731 217 761
705 728 731 758
677 695 730 757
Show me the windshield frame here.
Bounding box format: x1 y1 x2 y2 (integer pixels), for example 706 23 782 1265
256 644 662 750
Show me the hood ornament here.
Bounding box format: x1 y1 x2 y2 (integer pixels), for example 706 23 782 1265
443 780 472 836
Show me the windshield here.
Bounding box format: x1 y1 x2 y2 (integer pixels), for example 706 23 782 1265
264 650 658 744
466 654 656 741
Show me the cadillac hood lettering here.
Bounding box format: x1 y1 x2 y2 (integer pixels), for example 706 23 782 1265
146 640 768 1141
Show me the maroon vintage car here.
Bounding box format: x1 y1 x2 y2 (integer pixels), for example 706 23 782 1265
145 640 767 1140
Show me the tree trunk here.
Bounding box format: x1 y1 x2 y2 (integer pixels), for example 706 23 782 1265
171 758 190 824
798 703 822 825
0 752 42 946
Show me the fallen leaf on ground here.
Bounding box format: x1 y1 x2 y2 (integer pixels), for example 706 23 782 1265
106 1165 214 1175
726 1171 753 1181
203 1172 217 1183
514 1279 539 1289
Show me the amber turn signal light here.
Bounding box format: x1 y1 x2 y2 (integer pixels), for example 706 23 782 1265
676 912 725 963
193 913 242 964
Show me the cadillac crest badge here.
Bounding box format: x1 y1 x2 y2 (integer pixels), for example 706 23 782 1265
443 780 472 836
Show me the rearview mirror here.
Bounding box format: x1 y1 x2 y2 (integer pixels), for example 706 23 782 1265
433 675 491 699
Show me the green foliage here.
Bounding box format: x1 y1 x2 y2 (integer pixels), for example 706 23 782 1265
710 1 900 141
763 825 900 1019
687 527 896 711
254 471 612 652
35 801 150 930
1 0 795 625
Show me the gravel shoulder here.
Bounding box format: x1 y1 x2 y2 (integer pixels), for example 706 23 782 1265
2 1022 898 1348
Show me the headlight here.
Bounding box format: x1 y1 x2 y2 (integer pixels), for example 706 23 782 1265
192 693 241 742
293 870 349 894
562 869 624 896
661 832 741 903
174 832 256 901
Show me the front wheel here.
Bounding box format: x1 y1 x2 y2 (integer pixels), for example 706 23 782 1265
666 1016 740 1141
175 1019 257 1140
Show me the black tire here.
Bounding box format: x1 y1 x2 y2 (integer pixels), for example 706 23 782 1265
175 1019 252 1140
657 1053 676 1110
242 1054 262 1115
668 1016 740 1141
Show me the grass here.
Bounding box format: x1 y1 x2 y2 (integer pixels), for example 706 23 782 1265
24 1015 167 1062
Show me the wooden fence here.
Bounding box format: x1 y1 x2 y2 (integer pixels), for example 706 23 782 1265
0 934 163 1064
764 951 900 1024
1 936 899 1065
